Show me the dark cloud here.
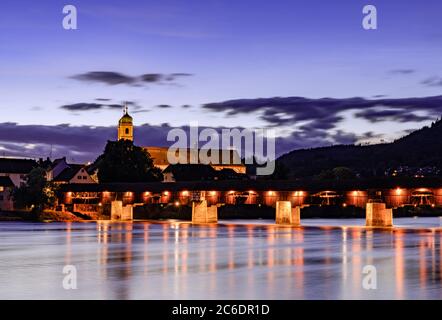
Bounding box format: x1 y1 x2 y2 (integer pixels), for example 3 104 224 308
0 115 424 164
60 103 104 111
106 104 125 109
181 104 192 108
139 73 163 83
203 96 442 128
95 98 111 101
60 100 149 114
156 104 172 109
390 69 415 75
60 103 122 111
354 109 431 123
6 95 442 163
132 109 150 114
421 76 442 87
71 71 193 86
70 72 135 85
0 122 175 163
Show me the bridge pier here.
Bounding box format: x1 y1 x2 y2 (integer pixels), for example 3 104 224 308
366 202 392 227
275 201 301 226
192 200 218 223
111 201 133 221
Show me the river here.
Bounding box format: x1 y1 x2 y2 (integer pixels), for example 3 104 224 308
0 218 441 299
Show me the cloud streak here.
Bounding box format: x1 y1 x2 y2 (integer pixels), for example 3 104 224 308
60 102 123 111
389 69 415 75
203 95 442 129
421 76 442 87
70 71 193 87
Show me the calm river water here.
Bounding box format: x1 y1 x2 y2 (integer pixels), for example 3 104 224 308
0 218 441 299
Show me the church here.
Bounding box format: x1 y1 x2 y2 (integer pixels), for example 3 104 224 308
117 105 246 175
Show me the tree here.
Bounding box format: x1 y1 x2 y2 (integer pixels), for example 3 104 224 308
96 140 163 183
12 167 57 212
315 167 356 181
332 167 356 180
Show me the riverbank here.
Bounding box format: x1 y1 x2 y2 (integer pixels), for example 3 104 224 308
0 210 91 222
2 204 442 222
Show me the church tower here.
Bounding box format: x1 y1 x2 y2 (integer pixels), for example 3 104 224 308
118 103 133 141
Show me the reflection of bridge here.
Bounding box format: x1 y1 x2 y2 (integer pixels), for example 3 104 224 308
59 181 442 227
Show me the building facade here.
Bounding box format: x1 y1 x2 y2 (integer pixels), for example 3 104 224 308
117 106 246 174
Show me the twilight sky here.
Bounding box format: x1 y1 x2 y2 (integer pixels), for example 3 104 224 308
1 0 442 162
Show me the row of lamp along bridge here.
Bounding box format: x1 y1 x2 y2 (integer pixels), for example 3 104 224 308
109 191 393 227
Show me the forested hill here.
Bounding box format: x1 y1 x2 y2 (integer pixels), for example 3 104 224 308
276 118 442 179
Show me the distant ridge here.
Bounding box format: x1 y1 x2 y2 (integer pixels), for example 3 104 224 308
276 118 442 178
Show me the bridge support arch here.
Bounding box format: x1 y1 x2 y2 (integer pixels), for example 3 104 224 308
275 201 301 226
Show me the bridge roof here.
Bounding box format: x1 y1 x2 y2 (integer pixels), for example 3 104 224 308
59 177 442 193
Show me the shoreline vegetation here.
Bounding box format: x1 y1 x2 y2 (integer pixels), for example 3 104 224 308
1 204 442 222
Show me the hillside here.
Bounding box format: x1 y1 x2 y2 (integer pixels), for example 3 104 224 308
276 118 442 179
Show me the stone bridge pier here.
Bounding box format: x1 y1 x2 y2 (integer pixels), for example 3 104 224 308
111 201 133 221
366 202 393 227
191 200 218 223
275 201 301 226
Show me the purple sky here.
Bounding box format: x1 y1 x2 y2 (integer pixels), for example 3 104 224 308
1 0 442 162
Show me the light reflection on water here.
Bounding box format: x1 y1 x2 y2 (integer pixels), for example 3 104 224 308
0 218 441 300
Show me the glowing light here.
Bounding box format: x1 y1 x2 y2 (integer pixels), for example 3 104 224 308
144 191 150 196
432 204 435 208
268 191 275 196
181 190 189 196
210 191 217 196
342 203 347 207
395 188 402 196
67 192 72 196
228 190 235 194
294 191 304 196
174 201 180 207
164 191 169 196
126 191 133 196
352 191 359 196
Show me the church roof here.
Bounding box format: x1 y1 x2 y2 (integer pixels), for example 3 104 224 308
163 164 217 181
119 105 133 124
119 113 133 124
143 147 244 167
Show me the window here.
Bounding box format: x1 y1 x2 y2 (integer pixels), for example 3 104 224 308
0 186 4 192
77 175 82 179
125 128 130 135
83 176 87 179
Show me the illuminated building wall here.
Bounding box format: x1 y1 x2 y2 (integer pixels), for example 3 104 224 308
344 191 368 208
